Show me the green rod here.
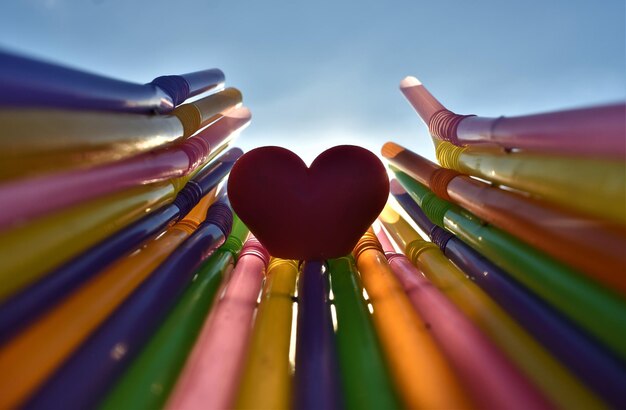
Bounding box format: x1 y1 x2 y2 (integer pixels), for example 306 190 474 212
99 218 249 410
327 256 400 410
393 169 626 362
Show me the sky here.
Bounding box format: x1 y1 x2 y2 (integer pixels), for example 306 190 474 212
0 0 624 163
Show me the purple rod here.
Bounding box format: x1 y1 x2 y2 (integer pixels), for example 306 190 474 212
23 201 233 410
0 50 224 113
0 149 242 343
295 260 343 410
391 182 626 408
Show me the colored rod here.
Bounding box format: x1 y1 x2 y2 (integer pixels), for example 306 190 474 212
399 75 626 157
0 148 240 334
434 141 626 226
0 181 175 301
295 260 343 410
376 229 553 410
326 256 400 410
234 258 298 410
0 190 218 409
379 206 607 410
0 50 225 113
390 181 626 407
0 106 250 229
0 87 242 179
24 201 233 409
165 237 268 410
393 171 626 362
383 142 626 291
397 76 447 124
352 231 474 409
101 217 249 410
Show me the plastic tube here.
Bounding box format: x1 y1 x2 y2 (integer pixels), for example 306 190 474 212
0 148 241 341
0 192 218 409
399 76 446 124
326 256 400 410
352 231 474 409
390 183 626 408
234 258 298 410
101 217 249 410
380 207 607 410
380 237 553 409
24 201 233 409
0 50 225 113
0 88 242 179
165 238 268 410
382 142 626 291
0 106 250 229
0 182 176 301
455 104 626 158
391 173 626 363
399 75 626 157
295 260 343 410
435 141 626 225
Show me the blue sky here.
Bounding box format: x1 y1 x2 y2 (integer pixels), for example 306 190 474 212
1 0 624 163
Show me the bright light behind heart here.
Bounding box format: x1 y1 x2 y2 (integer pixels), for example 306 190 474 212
238 129 437 167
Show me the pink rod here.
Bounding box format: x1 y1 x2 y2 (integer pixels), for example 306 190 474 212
372 221 397 253
456 103 626 157
165 237 268 410
400 76 626 157
399 76 446 125
376 228 552 410
0 107 251 229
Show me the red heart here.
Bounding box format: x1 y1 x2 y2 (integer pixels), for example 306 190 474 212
227 145 389 260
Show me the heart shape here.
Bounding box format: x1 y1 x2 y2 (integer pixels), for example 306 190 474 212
227 145 389 260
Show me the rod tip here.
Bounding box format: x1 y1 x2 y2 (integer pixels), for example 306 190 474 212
225 106 252 120
381 141 403 159
221 87 243 101
400 76 422 88
389 179 406 195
